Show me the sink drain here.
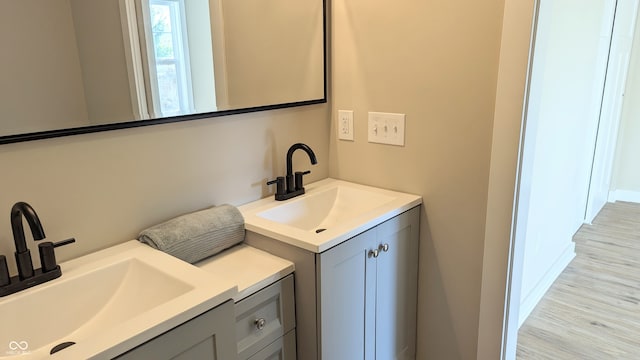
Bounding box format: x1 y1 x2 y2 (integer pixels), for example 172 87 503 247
315 228 326 233
50 341 75 354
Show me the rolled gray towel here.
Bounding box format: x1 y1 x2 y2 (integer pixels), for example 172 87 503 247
138 204 245 264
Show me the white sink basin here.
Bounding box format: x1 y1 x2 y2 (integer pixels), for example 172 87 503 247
257 185 396 231
0 241 236 359
241 179 422 252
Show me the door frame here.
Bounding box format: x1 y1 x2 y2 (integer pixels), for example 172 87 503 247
585 0 639 223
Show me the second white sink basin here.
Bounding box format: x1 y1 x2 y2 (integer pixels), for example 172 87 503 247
0 241 236 359
241 179 422 252
257 184 396 231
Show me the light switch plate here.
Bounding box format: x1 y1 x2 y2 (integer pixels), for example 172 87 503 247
338 110 354 141
367 112 405 146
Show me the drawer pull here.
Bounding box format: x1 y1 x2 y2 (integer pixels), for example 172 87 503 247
254 318 266 330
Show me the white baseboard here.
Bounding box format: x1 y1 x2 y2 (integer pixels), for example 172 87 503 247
518 243 576 328
608 190 640 203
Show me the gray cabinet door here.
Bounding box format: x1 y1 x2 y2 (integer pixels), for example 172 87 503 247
114 300 237 360
374 207 420 360
317 228 376 360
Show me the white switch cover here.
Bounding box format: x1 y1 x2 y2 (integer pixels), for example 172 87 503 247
338 110 354 141
368 112 405 146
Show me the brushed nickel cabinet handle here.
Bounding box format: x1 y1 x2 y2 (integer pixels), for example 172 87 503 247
255 318 266 330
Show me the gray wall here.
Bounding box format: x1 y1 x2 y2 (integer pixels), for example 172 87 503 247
0 0 89 135
70 0 135 124
330 0 504 358
220 0 324 109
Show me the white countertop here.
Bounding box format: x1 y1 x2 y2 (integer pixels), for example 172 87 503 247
196 244 294 301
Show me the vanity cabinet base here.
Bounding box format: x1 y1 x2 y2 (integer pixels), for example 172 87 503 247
246 206 420 360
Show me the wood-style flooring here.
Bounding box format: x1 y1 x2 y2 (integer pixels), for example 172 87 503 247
517 201 640 359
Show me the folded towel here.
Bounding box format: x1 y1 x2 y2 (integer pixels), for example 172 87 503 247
138 204 245 264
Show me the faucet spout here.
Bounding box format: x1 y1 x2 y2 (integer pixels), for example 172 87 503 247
276 143 318 199
286 143 318 177
11 202 45 253
11 202 45 279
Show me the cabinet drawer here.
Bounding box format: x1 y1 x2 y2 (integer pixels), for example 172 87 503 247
247 330 297 360
235 274 295 360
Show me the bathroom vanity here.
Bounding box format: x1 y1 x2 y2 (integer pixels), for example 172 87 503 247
241 179 422 360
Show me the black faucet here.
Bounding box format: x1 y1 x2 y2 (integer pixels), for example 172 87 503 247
0 202 75 297
267 143 318 201
11 202 45 279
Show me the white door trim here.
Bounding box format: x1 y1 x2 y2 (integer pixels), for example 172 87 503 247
585 0 640 223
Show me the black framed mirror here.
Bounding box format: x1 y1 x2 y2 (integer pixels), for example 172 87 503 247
0 0 326 145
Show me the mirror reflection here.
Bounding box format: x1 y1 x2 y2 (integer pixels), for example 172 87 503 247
0 0 324 139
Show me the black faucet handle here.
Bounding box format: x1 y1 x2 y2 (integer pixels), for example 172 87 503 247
53 238 76 248
267 177 287 197
294 171 311 191
0 256 9 286
38 238 75 273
